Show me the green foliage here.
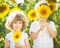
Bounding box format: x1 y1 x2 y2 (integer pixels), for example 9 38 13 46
0 0 60 48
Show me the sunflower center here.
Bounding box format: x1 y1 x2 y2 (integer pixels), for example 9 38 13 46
31 12 36 17
15 35 19 38
0 4 7 13
41 10 46 14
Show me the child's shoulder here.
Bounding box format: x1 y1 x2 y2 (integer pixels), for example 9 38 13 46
5 32 13 40
6 32 13 37
31 21 39 25
22 32 28 38
22 32 28 35
49 21 55 25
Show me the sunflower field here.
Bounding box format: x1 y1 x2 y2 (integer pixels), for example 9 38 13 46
0 0 60 48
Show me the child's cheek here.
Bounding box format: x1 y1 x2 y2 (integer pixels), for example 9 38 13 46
19 24 22 29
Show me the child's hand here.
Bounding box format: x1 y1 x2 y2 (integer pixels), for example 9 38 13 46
40 22 45 30
41 20 48 27
43 21 49 27
15 42 25 48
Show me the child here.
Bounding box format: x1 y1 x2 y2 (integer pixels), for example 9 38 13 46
29 1 57 48
5 11 30 48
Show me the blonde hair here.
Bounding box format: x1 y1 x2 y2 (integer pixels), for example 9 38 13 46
34 0 48 10
5 11 29 31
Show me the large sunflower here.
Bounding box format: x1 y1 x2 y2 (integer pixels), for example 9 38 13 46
12 30 22 42
49 2 56 13
0 3 10 18
28 10 38 21
37 5 51 19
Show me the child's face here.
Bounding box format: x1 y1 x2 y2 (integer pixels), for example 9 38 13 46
13 21 22 31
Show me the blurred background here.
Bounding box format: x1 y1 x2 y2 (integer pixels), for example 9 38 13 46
0 0 60 48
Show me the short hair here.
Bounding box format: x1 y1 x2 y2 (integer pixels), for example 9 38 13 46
5 11 29 31
34 1 48 10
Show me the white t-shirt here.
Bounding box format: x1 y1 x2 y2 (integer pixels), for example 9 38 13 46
29 21 56 48
5 32 28 48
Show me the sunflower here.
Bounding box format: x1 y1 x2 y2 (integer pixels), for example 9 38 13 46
12 30 22 42
28 10 38 21
0 3 10 18
10 7 20 13
37 5 51 19
48 0 56 3
49 2 56 13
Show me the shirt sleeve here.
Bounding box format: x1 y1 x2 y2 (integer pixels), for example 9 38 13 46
24 33 28 39
5 33 10 41
29 22 40 34
49 21 57 32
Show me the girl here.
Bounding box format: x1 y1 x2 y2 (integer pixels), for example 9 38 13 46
29 1 57 48
5 11 30 48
